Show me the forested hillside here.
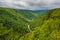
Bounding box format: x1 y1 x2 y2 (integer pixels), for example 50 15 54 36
0 7 40 40
20 8 60 40
0 7 60 40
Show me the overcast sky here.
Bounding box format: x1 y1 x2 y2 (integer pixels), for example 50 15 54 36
0 0 60 10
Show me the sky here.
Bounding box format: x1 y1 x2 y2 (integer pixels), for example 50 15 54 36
0 0 60 10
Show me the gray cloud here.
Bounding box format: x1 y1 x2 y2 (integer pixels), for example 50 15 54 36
0 0 60 10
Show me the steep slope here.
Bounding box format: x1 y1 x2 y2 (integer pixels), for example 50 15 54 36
0 7 39 40
20 8 60 40
0 7 60 40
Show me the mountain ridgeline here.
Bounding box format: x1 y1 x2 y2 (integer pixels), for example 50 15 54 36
0 7 60 40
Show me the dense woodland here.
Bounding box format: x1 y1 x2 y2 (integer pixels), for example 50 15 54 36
0 7 60 40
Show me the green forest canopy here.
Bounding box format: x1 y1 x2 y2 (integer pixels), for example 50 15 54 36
0 7 60 40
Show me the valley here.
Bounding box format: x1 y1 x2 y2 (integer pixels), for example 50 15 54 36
0 7 60 40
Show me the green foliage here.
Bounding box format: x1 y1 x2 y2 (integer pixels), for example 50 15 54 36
0 7 60 40
20 8 60 40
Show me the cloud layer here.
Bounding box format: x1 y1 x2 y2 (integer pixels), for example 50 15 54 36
0 0 60 10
